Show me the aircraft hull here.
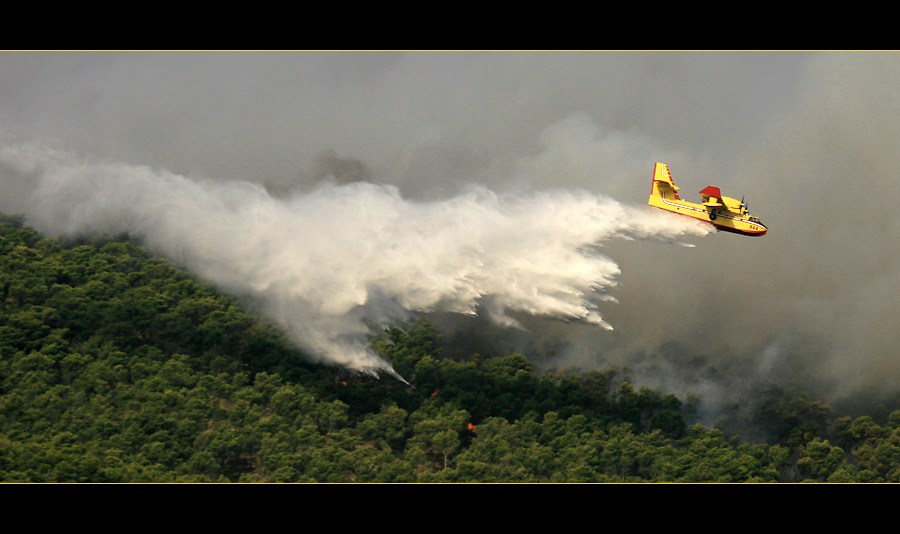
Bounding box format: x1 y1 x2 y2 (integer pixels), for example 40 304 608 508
648 194 768 236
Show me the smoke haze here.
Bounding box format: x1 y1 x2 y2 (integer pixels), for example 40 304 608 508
2 51 900 408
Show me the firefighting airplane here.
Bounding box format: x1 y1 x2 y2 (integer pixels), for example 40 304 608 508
648 162 767 237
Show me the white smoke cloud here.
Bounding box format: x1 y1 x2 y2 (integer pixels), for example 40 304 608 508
5 142 712 378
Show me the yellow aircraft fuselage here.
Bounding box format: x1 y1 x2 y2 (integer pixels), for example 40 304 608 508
648 162 767 237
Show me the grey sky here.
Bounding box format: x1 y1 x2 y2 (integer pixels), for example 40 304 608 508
0 51 809 196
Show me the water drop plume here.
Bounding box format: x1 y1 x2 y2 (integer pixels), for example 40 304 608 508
13 146 712 376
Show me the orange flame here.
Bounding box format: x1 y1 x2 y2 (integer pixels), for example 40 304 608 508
431 389 440 397
467 423 477 434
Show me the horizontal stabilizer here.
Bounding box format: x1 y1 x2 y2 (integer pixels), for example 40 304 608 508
653 163 679 188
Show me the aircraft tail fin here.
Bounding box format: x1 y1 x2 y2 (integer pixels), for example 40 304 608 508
650 162 680 200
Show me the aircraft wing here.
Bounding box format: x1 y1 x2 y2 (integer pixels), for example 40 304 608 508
699 186 724 208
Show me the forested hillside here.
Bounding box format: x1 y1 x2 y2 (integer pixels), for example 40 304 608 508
2 214 899 482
